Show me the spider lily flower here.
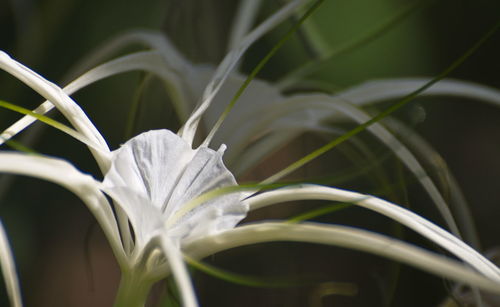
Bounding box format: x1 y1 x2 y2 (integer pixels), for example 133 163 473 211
0 53 242 304
2 63 500 306
49 27 500 253
0 2 319 306
1 1 500 307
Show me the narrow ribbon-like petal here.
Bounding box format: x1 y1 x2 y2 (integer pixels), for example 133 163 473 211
0 220 22 307
0 152 126 266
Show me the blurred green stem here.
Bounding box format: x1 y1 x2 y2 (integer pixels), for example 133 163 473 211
114 270 154 307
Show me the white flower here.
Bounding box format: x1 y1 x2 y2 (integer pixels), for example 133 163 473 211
1 1 500 307
102 129 246 247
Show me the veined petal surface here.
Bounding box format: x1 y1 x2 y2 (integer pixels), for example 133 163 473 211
102 130 247 245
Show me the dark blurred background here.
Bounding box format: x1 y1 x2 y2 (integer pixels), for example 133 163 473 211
0 0 499 306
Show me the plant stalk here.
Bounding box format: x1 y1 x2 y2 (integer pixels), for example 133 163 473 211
113 270 155 307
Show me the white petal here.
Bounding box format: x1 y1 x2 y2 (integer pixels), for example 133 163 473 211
165 146 247 242
195 69 283 150
228 0 264 52
212 87 492 239
250 95 461 236
337 78 500 106
0 153 126 266
0 220 22 307
0 50 194 156
0 51 110 171
102 186 163 249
103 130 195 209
384 118 480 248
180 0 312 144
184 222 500 295
245 185 500 281
69 30 190 79
157 235 198 307
102 130 248 242
215 78 500 171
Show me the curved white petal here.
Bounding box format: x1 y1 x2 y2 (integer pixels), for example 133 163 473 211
213 78 500 169
228 0 264 52
70 51 196 121
184 222 500 295
0 153 126 266
180 0 312 144
69 30 190 79
252 96 461 237
157 235 198 307
103 186 163 250
208 82 498 237
162 64 284 152
383 117 480 248
313 99 460 236
337 78 500 107
163 145 246 236
0 51 111 171
0 50 195 155
0 220 22 307
102 130 248 244
198 69 283 150
244 185 500 281
104 130 196 208
221 94 335 164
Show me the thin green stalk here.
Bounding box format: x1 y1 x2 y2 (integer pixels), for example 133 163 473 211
124 73 151 140
287 203 352 223
0 100 72 135
0 99 99 150
1 138 38 154
279 0 432 88
185 255 300 288
204 0 327 144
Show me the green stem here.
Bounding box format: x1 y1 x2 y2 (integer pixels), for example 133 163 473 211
113 270 155 307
